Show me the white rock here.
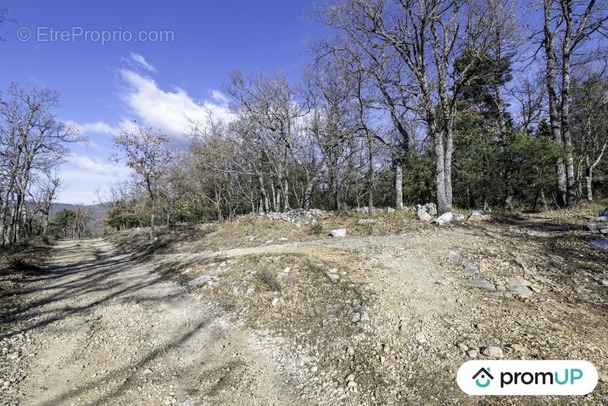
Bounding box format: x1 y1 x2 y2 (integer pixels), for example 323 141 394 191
330 229 347 238
417 208 432 222
436 212 453 225
482 346 504 358
326 272 340 283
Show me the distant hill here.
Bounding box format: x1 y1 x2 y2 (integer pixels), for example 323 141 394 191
50 203 109 235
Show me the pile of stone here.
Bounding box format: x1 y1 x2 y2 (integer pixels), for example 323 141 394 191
416 203 472 226
416 203 437 222
241 209 330 223
587 208 608 235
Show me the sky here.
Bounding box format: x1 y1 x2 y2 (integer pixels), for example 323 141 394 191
0 0 327 204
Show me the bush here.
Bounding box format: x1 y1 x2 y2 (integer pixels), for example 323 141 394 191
309 221 324 235
256 269 281 292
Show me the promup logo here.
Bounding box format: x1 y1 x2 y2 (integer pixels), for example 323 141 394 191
472 367 494 388
458 360 598 396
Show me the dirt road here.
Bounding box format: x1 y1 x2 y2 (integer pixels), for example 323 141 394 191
7 239 298 406
3 218 607 405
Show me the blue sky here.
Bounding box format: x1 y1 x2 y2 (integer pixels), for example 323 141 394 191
0 0 326 204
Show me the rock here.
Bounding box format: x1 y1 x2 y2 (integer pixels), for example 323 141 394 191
469 278 495 291
415 332 427 343
360 312 370 322
466 349 478 358
509 343 526 352
468 210 492 221
436 212 453 226
358 219 375 225
387 207 396 214
509 277 533 299
417 207 432 222
272 297 280 306
346 374 355 382
453 213 465 222
330 229 347 238
326 272 340 283
352 313 361 323
465 263 480 275
424 203 438 216
458 343 469 352
443 251 461 265
296 356 315 366
513 257 527 269
481 346 504 358
143 368 153 375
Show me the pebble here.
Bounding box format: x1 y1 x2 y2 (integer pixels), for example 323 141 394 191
465 263 480 275
509 277 533 299
360 312 370 322
352 313 361 323
466 350 478 358
469 278 495 291
415 333 427 344
509 343 526 352
481 346 504 358
326 272 340 283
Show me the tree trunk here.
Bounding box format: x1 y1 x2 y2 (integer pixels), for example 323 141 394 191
395 163 403 210
367 138 374 217
586 143 607 201
543 0 568 207
434 127 450 214
283 178 290 211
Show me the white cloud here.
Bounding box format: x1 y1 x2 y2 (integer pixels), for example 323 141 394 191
63 120 119 136
129 53 157 73
211 90 229 105
55 154 133 204
119 69 234 139
66 154 131 177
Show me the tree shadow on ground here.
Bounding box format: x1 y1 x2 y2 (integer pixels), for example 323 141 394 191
1 239 250 405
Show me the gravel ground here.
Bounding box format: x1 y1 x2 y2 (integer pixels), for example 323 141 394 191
1 214 607 405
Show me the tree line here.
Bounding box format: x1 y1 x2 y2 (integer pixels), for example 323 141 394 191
0 84 82 246
108 0 608 235
2 2 607 245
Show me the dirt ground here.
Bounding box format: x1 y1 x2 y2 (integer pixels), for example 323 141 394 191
1 211 607 405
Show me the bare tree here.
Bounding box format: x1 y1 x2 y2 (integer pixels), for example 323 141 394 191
111 127 172 240
540 0 608 206
0 83 81 245
325 0 512 214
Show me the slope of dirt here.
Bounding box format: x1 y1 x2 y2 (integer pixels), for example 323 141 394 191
2 212 607 405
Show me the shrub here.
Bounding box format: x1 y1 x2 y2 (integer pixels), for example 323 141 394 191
257 269 281 292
